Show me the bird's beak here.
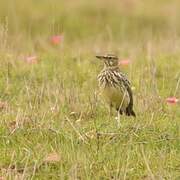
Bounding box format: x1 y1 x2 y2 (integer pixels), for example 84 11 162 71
96 55 103 59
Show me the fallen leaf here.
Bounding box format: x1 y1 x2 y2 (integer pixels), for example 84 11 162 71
44 152 61 163
118 59 130 66
51 35 63 45
166 97 179 104
25 56 38 64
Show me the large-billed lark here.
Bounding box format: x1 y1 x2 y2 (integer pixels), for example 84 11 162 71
96 54 136 125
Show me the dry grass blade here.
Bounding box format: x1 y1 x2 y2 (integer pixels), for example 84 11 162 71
43 152 61 164
141 145 155 180
65 116 88 144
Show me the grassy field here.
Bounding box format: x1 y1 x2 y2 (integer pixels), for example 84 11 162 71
0 0 180 179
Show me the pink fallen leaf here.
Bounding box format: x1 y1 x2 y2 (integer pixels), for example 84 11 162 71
25 56 38 64
166 97 179 104
44 152 61 163
50 35 63 45
118 59 130 66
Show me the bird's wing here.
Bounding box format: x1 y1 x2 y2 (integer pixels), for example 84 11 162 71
117 72 133 108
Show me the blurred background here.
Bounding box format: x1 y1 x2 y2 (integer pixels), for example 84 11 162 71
1 0 180 55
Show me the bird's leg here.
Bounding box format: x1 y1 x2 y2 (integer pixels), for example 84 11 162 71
109 103 113 117
117 111 121 128
116 103 123 128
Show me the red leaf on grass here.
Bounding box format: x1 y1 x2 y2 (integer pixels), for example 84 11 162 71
118 59 130 66
50 35 63 45
25 56 38 64
166 97 179 104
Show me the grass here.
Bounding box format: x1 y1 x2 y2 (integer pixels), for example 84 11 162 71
0 0 180 179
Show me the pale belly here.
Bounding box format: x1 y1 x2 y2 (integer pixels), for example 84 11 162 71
100 86 130 110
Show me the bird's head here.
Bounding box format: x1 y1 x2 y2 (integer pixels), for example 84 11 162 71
96 54 119 67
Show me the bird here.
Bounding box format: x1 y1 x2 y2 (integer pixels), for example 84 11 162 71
96 54 136 125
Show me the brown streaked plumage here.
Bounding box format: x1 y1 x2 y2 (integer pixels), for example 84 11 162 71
96 54 136 117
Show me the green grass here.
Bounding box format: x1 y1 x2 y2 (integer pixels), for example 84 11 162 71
0 0 180 179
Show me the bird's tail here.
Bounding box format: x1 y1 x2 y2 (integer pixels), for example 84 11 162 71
125 107 136 117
